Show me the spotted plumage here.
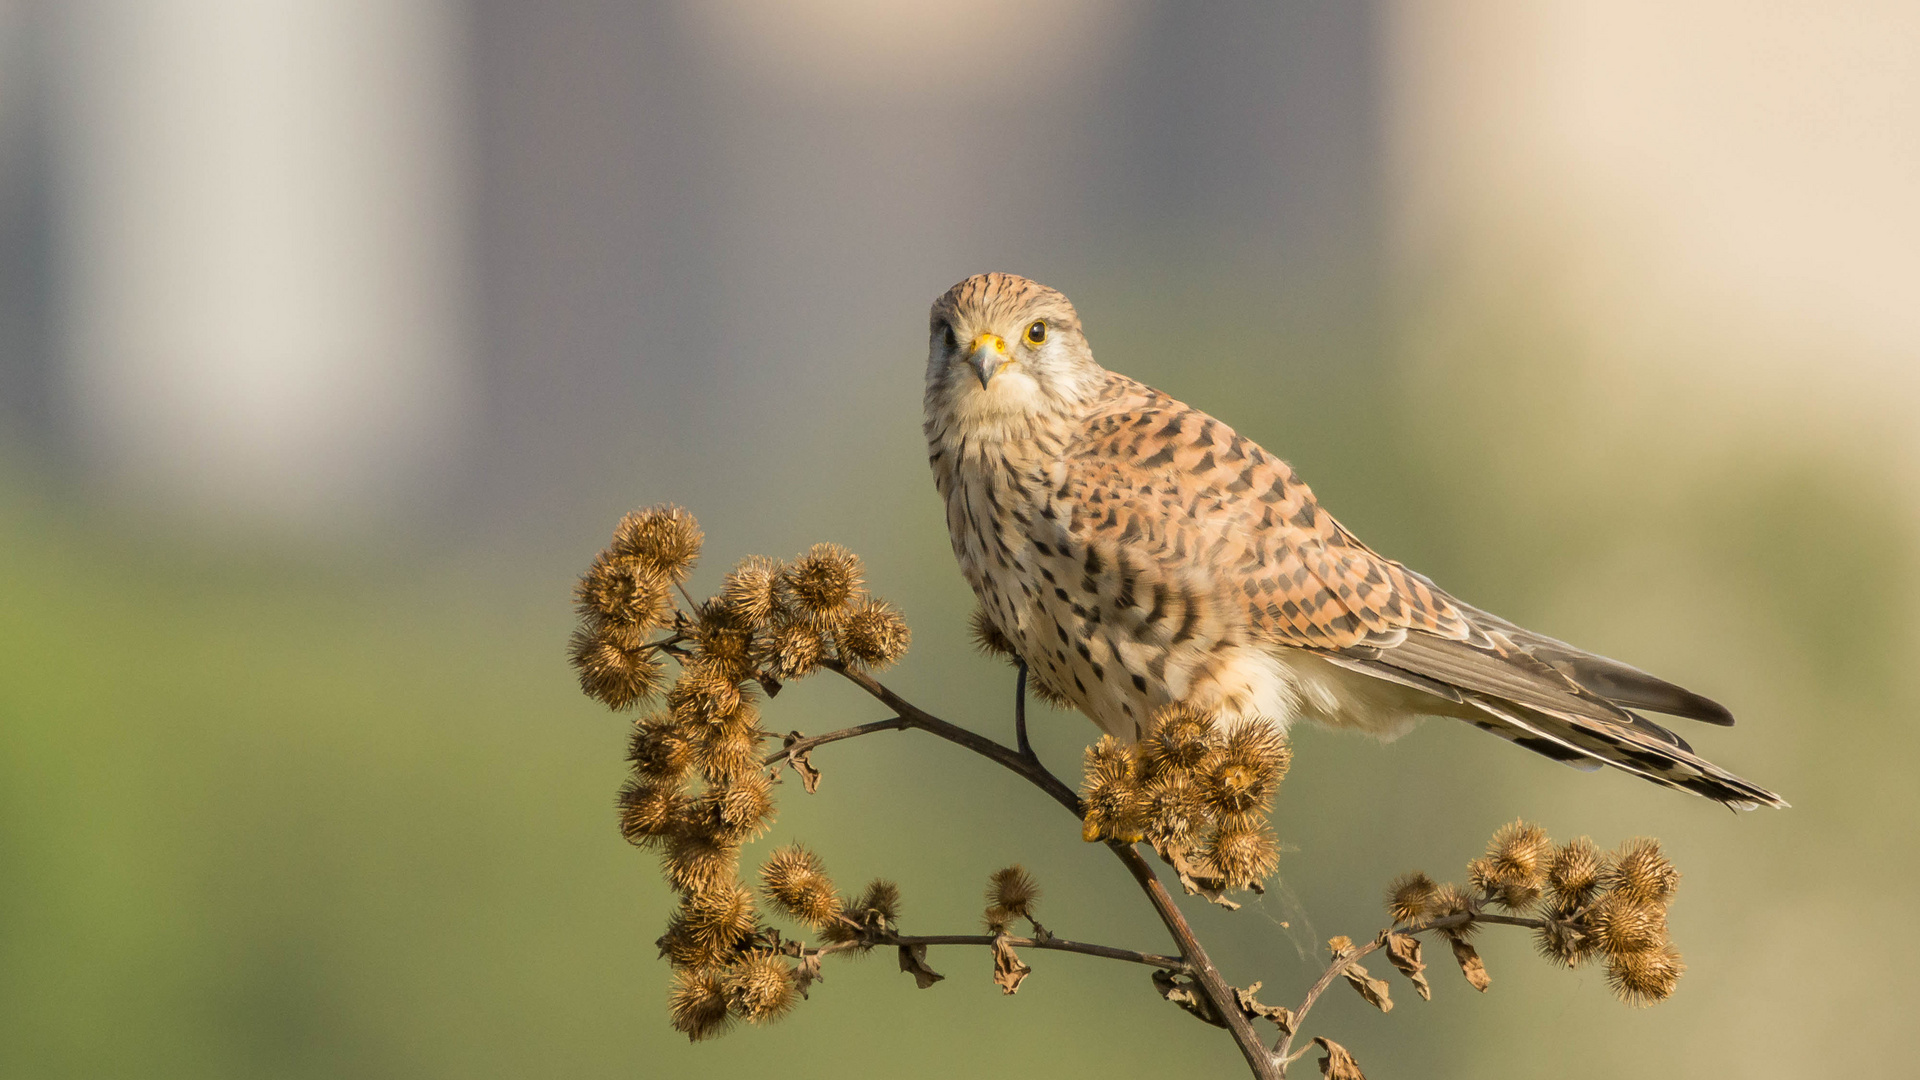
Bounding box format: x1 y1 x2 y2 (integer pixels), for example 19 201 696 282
923 272 1784 809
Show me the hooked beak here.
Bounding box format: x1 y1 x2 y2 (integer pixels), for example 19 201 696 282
967 332 1010 389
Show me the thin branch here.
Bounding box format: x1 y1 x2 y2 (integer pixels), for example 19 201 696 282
1014 660 1034 760
762 717 911 766
812 932 1186 972
820 660 1084 815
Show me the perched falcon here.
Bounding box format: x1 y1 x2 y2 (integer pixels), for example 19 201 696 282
923 272 1784 810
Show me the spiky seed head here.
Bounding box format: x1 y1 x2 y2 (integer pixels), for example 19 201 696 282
692 719 766 785
853 879 901 929
1589 892 1668 958
1604 838 1680 907
662 831 740 894
667 966 732 1041
569 624 667 710
627 715 692 781
1139 770 1206 847
1466 855 1540 910
1606 941 1684 1006
1488 820 1552 879
760 845 842 928
682 883 758 951
987 866 1041 917
721 556 784 628
785 543 863 618
982 905 1015 934
611 504 703 583
838 598 911 669
1202 722 1289 817
1469 820 1552 910
691 603 757 679
1533 917 1596 969
667 659 744 726
691 772 775 842
1215 721 1289 783
575 553 673 628
1430 882 1479 938
1141 704 1213 775
969 606 1015 660
617 777 684 847
1204 819 1280 890
725 952 797 1023
658 912 726 970
1386 872 1440 924
1466 856 1497 894
1079 736 1143 841
1547 837 1604 909
763 621 826 680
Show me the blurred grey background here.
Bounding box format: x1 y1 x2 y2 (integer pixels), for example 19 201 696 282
0 1 1914 1077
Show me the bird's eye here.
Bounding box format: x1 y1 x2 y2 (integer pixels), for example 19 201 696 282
1025 320 1047 345
941 322 958 351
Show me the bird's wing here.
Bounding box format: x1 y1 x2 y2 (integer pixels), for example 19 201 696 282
1056 395 1784 808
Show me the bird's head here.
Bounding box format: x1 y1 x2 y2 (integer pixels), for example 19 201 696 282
925 273 1101 431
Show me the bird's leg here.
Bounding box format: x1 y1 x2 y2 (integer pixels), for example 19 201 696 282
1014 660 1034 761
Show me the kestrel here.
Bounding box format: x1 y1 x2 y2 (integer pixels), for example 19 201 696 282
923 272 1784 809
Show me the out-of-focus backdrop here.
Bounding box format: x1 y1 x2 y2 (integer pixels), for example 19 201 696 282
1 2 1914 1076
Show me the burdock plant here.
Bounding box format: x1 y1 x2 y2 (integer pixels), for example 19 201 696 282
570 505 1695 1078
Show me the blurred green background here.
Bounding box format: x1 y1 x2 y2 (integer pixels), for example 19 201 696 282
2 3 1916 1078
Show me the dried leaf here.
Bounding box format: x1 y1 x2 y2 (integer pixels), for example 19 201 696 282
1163 844 1243 910
1313 1036 1366 1080
1152 969 1227 1028
898 943 944 989
1328 936 1391 1013
1340 959 1394 1013
792 951 823 999
990 935 1031 995
1450 937 1491 992
1381 931 1431 1001
1233 981 1294 1035
782 731 821 794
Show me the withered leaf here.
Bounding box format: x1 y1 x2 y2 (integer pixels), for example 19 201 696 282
1233 981 1293 1035
1329 936 1391 1013
1163 845 1242 910
1340 959 1393 1014
898 943 945 989
792 952 823 999
990 935 1031 995
1313 1036 1367 1080
1152 969 1227 1028
1381 931 1431 1001
782 731 821 794
1449 937 1491 992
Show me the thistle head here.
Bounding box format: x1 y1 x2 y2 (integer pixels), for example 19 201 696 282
1606 941 1684 1006
1203 818 1279 890
725 952 797 1023
569 623 666 710
667 967 732 1041
838 598 911 670
1385 872 1439 925
721 556 785 629
785 543 863 622
759 845 842 930
611 504 703 583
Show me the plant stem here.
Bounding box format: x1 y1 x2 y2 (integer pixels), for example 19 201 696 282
814 932 1186 971
1014 661 1034 760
